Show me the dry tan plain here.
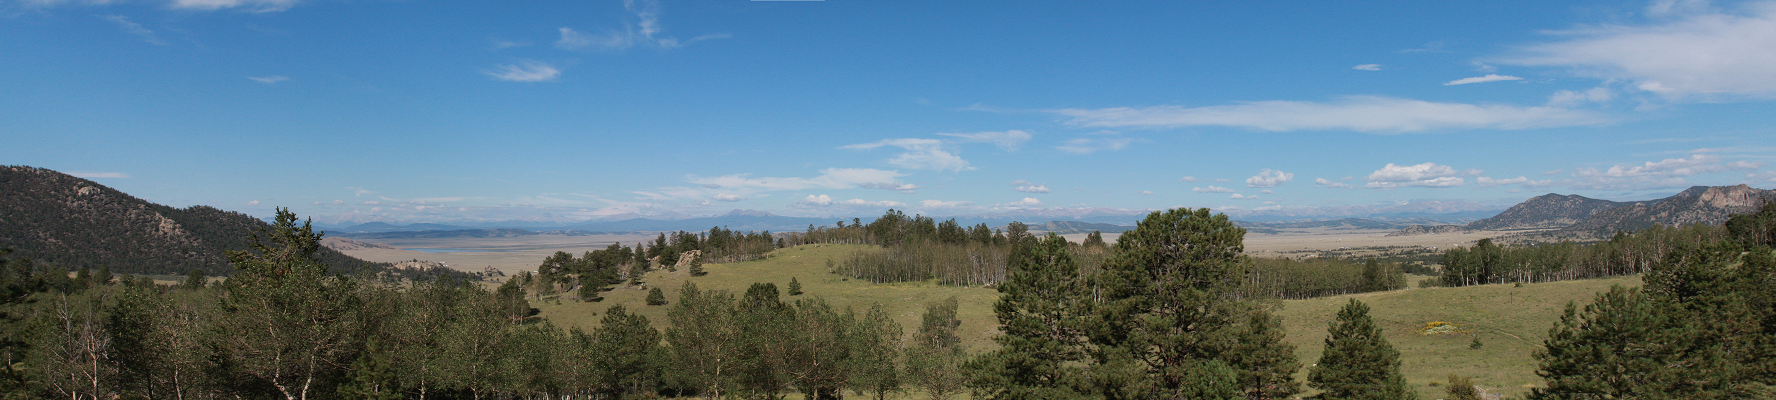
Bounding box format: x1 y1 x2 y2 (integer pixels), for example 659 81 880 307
330 228 1525 276
323 233 659 275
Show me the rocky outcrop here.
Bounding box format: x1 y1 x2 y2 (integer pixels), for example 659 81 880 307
1563 185 1775 233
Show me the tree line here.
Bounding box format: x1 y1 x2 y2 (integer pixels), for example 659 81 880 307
1527 202 1776 398
963 208 1418 399
1440 218 1730 287
0 209 939 399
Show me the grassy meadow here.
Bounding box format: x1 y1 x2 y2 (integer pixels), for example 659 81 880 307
531 244 1640 399
1276 274 1641 399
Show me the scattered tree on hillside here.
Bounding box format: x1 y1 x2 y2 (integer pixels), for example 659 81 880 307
1226 308 1301 400
906 296 966 400
646 287 666 305
788 277 803 296
1307 299 1416 400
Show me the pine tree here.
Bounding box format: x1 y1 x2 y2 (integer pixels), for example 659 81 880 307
591 304 662 396
182 269 206 290
94 264 112 286
1529 285 1734 399
907 296 966 400
646 287 666 305
73 266 90 289
1082 231 1106 249
966 233 1092 399
1091 208 1249 396
217 208 362 400
787 277 803 296
1225 308 1301 400
338 338 402 400
1307 299 1415 400
688 252 705 276
578 276 604 302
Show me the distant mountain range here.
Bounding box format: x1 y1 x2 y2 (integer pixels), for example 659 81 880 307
0 166 381 276
1388 185 1775 237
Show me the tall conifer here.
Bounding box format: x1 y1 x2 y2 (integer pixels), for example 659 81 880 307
1308 299 1415 400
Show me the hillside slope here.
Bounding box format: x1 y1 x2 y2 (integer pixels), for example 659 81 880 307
0 165 379 276
1466 193 1629 230
1563 184 1775 233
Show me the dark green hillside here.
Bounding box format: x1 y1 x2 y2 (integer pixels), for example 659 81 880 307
1466 193 1628 231
0 165 378 276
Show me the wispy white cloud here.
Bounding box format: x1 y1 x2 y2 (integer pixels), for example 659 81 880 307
936 130 1031 151
1547 87 1613 106
170 0 299 11
1178 176 1197 182
1444 74 1524 85
100 15 165 45
556 0 728 51
689 168 909 192
69 171 130 178
1315 178 1356 189
857 182 920 193
1246 169 1293 188
1477 176 1531 187
248 75 289 84
1139 190 1155 195
1571 153 1762 189
843 138 974 172
992 197 1043 208
1352 64 1383 71
792 195 904 209
1055 137 1133 154
1015 185 1051 194
489 39 531 49
1365 162 1466 189
919 199 975 209
711 193 746 202
1053 96 1608 133
485 61 561 82
1499 3 1776 98
1400 41 1446 53
1192 186 1235 193
1748 170 1776 184
1230 193 1259 200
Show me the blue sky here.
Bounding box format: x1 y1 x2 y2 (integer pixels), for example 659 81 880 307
5 0 1776 224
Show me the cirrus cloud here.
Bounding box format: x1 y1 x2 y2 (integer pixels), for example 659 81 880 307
485 61 561 82
1052 96 1608 133
843 138 974 172
1499 3 1776 98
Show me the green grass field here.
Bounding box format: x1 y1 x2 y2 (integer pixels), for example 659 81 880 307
1275 275 1641 399
534 244 1641 399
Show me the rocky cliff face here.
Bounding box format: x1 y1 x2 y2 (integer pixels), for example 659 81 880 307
1563 185 1776 233
1464 193 1630 231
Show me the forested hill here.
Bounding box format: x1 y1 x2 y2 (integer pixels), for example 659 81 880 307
0 166 380 276
1563 184 1775 233
1464 193 1630 230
